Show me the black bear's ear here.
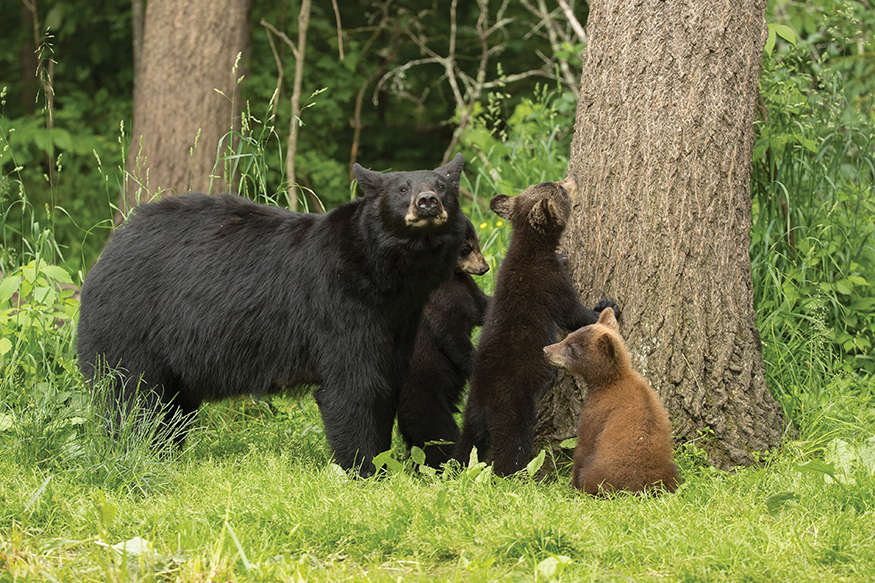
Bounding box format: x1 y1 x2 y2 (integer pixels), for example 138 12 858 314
528 198 555 231
434 153 464 186
490 194 514 220
352 164 385 198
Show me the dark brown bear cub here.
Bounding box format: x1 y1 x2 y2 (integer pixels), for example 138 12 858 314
543 309 681 495
455 176 617 476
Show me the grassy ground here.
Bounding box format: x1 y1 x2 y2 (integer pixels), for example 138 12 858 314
2 385 874 583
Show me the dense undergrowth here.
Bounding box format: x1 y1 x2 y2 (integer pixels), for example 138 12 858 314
2 3 875 582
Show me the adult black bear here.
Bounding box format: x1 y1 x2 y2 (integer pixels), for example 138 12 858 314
397 218 490 468
543 309 681 495
455 176 618 476
77 155 466 477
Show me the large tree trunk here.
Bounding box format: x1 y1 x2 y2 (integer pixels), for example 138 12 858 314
537 0 786 469
121 0 251 220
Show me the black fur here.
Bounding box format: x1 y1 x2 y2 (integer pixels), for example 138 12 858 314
77 155 466 477
397 218 490 468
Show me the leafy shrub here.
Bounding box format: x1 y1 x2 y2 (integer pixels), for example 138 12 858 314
752 35 875 376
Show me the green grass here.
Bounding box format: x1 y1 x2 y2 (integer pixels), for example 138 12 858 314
2 392 875 582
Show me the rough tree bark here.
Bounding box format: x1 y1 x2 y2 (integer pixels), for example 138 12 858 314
536 0 786 469
120 0 251 220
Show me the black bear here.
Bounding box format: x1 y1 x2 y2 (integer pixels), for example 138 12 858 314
455 176 617 476
543 309 681 495
77 155 466 477
397 217 490 468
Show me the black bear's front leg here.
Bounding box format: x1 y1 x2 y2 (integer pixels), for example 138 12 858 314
315 371 397 478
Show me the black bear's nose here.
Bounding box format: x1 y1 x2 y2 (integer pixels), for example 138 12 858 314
415 191 440 215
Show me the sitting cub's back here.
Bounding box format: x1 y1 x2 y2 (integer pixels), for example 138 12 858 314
543 309 680 495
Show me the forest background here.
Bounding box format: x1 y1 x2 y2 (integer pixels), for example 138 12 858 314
1 0 875 581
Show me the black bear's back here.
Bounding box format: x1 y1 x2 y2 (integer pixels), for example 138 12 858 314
77 193 329 402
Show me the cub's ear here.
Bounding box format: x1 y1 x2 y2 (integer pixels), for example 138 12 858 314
434 153 464 186
490 194 515 220
528 198 556 231
596 332 617 363
597 307 619 331
352 164 385 198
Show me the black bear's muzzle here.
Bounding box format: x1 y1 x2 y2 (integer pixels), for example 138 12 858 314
405 191 449 227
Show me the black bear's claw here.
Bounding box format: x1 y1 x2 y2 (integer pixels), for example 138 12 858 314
594 296 621 320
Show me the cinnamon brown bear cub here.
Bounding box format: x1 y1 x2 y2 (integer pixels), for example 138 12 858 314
397 218 490 468
543 309 681 495
455 176 618 476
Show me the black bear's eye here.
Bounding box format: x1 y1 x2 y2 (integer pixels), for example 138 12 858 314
461 244 472 256
400 187 408 194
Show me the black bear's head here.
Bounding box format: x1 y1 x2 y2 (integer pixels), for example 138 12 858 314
455 217 489 276
352 154 464 237
489 175 576 242
542 308 631 385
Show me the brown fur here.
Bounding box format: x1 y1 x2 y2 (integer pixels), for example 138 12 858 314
455 177 618 476
543 309 681 495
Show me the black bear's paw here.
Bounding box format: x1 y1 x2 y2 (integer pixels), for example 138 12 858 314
594 296 621 320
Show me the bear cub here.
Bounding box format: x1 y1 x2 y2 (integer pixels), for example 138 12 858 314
543 308 681 495
397 217 490 468
455 176 617 476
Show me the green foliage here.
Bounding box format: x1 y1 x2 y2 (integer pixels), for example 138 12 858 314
459 85 578 290
753 8 875 380
1 3 875 581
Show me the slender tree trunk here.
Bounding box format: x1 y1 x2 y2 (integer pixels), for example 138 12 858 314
131 0 144 105
537 0 786 469
120 0 251 221
286 0 311 211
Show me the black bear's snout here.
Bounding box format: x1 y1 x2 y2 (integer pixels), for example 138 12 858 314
415 191 441 216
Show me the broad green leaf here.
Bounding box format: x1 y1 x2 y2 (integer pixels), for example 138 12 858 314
526 449 546 477
0 413 13 431
825 438 856 475
795 458 837 481
773 24 797 47
21 261 39 284
764 491 801 517
410 446 426 467
0 275 21 303
40 265 74 285
764 25 777 57
559 437 578 449
372 450 403 474
823 439 857 485
110 536 155 558
0 337 11 356
34 286 56 305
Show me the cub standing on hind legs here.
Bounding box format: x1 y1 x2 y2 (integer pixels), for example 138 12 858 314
455 175 618 477
543 308 681 495
397 217 491 469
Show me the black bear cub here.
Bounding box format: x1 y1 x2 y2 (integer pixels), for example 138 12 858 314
543 309 681 495
397 218 490 468
77 155 466 477
455 176 617 476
